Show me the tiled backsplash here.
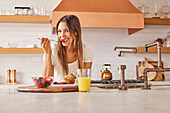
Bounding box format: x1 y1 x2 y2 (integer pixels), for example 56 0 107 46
0 0 170 84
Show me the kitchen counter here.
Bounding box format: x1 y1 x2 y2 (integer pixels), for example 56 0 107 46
0 84 170 113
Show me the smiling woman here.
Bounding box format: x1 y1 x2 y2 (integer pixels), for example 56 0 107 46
41 15 94 82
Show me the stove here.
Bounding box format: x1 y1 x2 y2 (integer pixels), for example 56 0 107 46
91 79 146 89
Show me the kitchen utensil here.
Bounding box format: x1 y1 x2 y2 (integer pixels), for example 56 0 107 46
17 85 78 93
138 58 156 81
137 61 165 81
37 37 58 43
7 69 11 83
12 69 16 83
32 77 54 88
101 64 112 81
137 58 165 81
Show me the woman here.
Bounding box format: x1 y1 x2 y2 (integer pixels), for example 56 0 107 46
41 15 94 82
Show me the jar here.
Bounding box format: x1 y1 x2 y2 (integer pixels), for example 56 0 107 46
11 69 16 83
28 8 33 15
166 36 170 47
15 7 30 15
15 7 22 15
22 7 30 15
7 69 11 83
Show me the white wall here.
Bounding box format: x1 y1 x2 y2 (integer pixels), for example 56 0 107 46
0 0 170 84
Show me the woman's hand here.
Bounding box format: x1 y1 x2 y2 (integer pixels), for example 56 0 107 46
41 37 52 55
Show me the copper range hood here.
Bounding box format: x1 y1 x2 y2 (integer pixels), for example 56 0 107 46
52 0 144 35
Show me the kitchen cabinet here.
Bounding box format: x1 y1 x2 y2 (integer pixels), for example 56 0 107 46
0 48 43 53
144 18 170 25
0 15 50 23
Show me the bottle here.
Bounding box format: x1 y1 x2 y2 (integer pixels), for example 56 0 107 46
12 69 16 83
7 69 11 83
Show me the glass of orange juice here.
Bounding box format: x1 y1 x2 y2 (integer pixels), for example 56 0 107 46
77 69 91 92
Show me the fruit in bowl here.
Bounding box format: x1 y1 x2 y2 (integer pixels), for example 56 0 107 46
32 77 53 88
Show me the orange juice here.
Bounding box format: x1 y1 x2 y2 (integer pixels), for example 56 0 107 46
78 77 91 92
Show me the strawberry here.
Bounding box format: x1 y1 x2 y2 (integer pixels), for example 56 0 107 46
61 39 65 42
38 85 43 88
41 78 46 84
36 82 39 86
45 77 52 82
59 82 64 84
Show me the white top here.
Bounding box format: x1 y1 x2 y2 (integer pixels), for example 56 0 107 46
45 42 94 82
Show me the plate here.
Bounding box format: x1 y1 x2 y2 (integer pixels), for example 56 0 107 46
51 83 78 87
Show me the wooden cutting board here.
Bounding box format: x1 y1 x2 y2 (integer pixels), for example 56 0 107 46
17 86 78 93
138 58 156 81
137 60 165 81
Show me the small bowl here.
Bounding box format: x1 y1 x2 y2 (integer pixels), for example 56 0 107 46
8 43 17 48
32 77 54 88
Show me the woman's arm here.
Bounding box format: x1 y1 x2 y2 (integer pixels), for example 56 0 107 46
41 38 54 77
43 54 54 77
84 62 92 69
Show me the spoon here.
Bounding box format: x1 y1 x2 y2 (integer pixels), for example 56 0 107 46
37 37 58 43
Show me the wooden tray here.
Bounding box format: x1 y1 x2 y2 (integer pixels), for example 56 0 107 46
17 85 78 93
136 61 165 81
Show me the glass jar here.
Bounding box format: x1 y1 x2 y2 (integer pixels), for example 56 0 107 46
166 36 170 47
15 7 22 15
15 7 30 15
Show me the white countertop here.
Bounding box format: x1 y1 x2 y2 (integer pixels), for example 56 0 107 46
0 84 170 113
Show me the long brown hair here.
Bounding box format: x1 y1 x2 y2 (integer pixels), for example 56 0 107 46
56 15 83 75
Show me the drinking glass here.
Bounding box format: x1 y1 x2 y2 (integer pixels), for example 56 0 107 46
77 69 91 92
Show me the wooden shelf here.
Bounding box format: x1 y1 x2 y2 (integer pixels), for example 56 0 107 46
0 16 169 25
144 18 170 25
0 15 51 23
0 48 43 53
136 47 170 53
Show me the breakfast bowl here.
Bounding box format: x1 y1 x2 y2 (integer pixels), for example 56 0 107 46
32 77 54 88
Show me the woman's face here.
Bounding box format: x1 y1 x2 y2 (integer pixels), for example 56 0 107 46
57 21 72 47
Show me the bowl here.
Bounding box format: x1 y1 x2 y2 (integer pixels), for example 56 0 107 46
32 77 53 88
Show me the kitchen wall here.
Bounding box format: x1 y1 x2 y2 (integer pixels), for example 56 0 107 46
0 0 170 84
